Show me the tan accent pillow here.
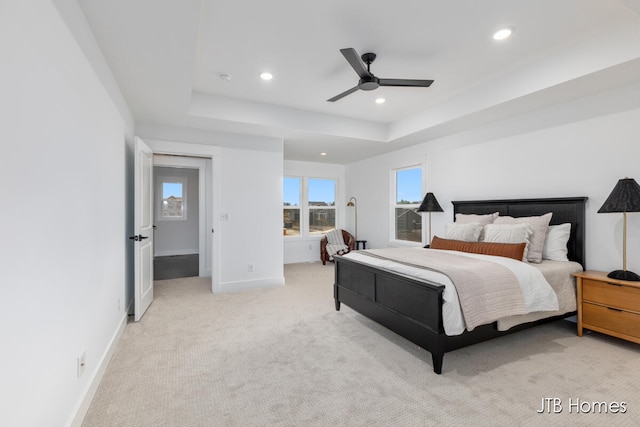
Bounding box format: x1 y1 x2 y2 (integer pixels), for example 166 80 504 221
455 212 499 240
455 212 499 225
493 212 552 263
430 236 526 261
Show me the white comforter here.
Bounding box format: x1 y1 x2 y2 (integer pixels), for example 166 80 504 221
342 248 560 336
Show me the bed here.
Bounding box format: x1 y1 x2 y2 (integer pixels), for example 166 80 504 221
333 197 587 374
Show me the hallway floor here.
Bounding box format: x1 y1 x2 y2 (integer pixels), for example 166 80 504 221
154 254 199 280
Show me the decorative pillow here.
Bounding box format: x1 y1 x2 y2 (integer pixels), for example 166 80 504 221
493 212 552 263
543 223 571 262
483 223 532 261
444 222 483 242
455 212 498 240
430 236 526 261
455 212 499 224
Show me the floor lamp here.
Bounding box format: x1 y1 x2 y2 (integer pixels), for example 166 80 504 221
598 177 640 281
417 192 443 245
347 197 357 240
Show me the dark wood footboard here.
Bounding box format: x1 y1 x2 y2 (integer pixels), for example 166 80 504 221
334 256 447 373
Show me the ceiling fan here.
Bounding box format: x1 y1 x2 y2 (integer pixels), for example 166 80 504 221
327 48 434 102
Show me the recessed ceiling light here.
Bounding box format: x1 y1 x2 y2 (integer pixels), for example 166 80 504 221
260 72 273 81
320 152 327 156
493 27 513 41
375 97 386 104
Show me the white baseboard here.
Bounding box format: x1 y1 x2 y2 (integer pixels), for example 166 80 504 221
218 276 285 293
154 249 198 257
69 308 129 427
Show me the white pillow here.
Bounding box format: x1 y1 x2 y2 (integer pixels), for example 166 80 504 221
445 222 483 242
483 223 533 261
493 212 552 263
543 223 571 262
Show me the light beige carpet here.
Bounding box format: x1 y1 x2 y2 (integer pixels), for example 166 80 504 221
82 262 640 426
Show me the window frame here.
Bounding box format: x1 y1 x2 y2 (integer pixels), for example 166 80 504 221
283 176 302 236
157 176 188 221
307 178 337 235
390 165 424 246
283 175 340 238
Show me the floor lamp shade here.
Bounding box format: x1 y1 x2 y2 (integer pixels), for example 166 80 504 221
598 178 640 281
417 192 444 244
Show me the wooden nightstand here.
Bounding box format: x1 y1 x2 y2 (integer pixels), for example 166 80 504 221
574 270 640 344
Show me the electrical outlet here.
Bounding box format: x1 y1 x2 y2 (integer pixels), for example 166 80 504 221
248 263 254 272
77 351 86 378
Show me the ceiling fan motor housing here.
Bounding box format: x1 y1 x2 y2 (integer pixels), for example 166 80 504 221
358 76 380 91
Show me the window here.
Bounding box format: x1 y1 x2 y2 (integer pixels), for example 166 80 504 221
308 178 336 234
283 177 301 235
284 176 339 237
393 167 422 242
159 176 187 220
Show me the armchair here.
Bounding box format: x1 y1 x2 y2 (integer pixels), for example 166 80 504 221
320 229 356 265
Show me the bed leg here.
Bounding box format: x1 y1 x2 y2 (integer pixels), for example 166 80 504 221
335 299 341 311
432 352 443 374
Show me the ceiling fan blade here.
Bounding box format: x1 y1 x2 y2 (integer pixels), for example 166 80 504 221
327 85 360 102
340 48 372 79
379 78 434 87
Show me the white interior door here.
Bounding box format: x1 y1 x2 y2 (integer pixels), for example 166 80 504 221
133 136 154 321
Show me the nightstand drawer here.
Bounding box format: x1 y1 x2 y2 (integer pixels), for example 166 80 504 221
582 278 640 313
583 302 640 339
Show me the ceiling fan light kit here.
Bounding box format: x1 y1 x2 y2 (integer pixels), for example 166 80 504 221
493 27 514 40
328 48 434 102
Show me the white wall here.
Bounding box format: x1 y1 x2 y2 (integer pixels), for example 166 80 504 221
346 81 640 274
153 166 199 256
218 147 285 290
0 1 133 426
283 160 347 264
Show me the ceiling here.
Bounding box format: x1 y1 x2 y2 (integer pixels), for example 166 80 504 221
78 0 640 164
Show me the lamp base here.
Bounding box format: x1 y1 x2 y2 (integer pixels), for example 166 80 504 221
607 270 640 282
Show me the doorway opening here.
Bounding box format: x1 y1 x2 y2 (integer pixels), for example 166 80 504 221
153 165 200 280
152 154 210 281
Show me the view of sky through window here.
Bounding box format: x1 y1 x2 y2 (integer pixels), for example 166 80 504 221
308 179 335 204
163 182 183 198
396 168 422 204
283 177 300 206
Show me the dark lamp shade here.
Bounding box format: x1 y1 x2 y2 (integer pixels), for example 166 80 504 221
417 192 443 213
598 178 640 213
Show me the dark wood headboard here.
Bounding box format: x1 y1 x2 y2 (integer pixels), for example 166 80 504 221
452 197 587 267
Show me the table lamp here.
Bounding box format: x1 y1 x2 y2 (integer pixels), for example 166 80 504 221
598 177 640 281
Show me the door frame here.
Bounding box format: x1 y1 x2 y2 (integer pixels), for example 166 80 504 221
144 139 221 293
153 155 207 276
